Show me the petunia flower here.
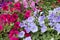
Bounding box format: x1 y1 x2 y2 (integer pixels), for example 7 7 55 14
26 16 35 23
41 24 47 33
14 22 20 29
10 36 19 40
24 25 31 33
14 2 21 10
24 10 31 19
30 1 36 11
22 0 28 8
54 23 60 33
23 36 32 40
38 15 45 25
0 25 3 31
11 13 18 22
9 28 19 38
28 22 38 33
24 30 31 37
18 31 25 38
2 5 8 11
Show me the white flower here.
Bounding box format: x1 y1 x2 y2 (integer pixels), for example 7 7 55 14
23 36 32 40
18 31 25 38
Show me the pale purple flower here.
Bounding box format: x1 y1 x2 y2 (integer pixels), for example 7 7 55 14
54 23 60 33
26 16 35 23
47 12 55 20
41 24 47 33
53 7 60 14
18 31 25 38
38 15 45 25
48 22 55 27
53 16 60 22
24 26 31 33
28 22 38 33
23 36 32 40
48 7 60 27
19 22 25 28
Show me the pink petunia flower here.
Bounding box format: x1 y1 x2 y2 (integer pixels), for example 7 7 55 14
9 29 19 38
14 22 20 29
10 13 18 23
24 10 31 19
14 0 19 3
2 5 8 11
0 25 3 31
22 0 28 8
10 36 19 40
14 2 21 10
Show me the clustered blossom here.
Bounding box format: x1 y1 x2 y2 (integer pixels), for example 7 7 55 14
0 13 18 25
47 7 60 33
0 0 60 40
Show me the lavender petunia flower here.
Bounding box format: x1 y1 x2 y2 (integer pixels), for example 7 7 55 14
53 7 60 14
26 16 35 23
18 31 25 38
53 16 60 22
23 36 32 40
41 24 47 33
19 22 26 28
54 23 60 33
48 22 55 27
48 7 60 28
24 26 31 33
38 15 45 25
28 22 38 33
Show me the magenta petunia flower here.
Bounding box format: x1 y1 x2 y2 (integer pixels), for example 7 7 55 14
10 36 19 40
9 29 19 38
0 25 3 31
24 10 31 19
14 2 21 10
10 13 18 22
14 22 20 29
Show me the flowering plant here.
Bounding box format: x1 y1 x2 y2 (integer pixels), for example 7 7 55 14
0 0 60 40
